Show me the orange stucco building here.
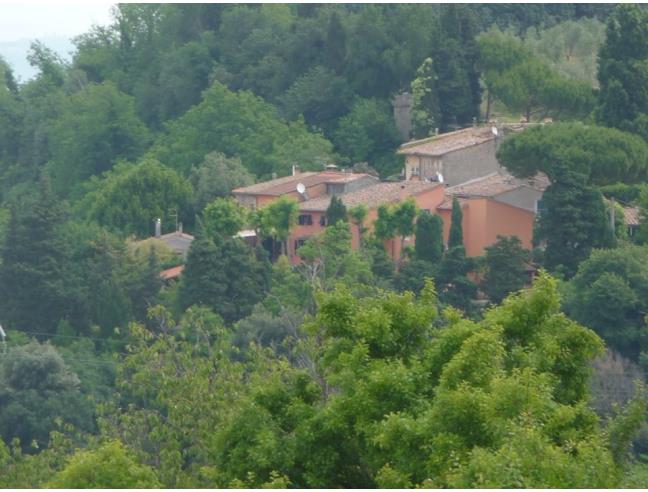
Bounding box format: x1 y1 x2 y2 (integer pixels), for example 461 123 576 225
437 173 549 256
232 167 550 263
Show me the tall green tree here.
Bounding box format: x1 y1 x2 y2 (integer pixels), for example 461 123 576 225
332 98 401 177
179 236 270 324
0 341 94 451
83 159 193 237
325 195 348 226
348 204 368 247
415 212 444 263
482 235 530 304
189 152 254 213
448 197 464 249
46 82 151 196
152 81 334 177
435 5 481 129
410 58 441 138
597 4 648 139
0 179 68 334
203 197 248 239
256 196 299 257
564 244 648 360
535 171 613 277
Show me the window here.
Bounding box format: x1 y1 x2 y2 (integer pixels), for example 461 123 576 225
298 214 313 226
319 215 327 226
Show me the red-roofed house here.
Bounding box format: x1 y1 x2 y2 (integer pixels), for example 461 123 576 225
437 172 549 256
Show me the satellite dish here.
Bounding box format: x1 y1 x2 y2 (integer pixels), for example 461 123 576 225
491 126 499 137
437 172 445 184
296 182 306 194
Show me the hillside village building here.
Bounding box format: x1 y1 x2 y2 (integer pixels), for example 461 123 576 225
229 125 549 264
150 124 557 276
397 124 527 185
437 172 549 256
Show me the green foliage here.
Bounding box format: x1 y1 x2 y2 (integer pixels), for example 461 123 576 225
256 196 299 256
46 82 151 196
297 221 373 291
279 65 353 133
411 58 441 138
48 440 161 488
477 27 531 120
524 19 606 87
0 179 68 334
189 152 254 213
332 98 401 176
325 195 348 226
83 158 193 237
179 237 270 325
435 5 481 130
415 212 444 263
348 204 369 246
152 81 334 177
483 235 530 304
0 341 95 451
535 177 613 278
636 187 648 244
203 197 248 239
497 122 648 185
448 197 464 249
374 204 396 241
564 245 648 359
597 4 648 139
437 246 477 313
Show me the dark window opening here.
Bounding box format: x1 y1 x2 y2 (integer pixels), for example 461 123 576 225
298 214 313 226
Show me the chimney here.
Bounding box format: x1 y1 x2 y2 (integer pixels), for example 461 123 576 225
434 128 439 136
292 164 301 176
178 222 183 234
155 218 161 238
272 172 277 180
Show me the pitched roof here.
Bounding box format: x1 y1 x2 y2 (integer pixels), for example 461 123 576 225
437 197 469 211
232 171 372 196
623 206 640 226
446 172 550 199
397 123 529 157
299 180 441 212
160 265 184 280
158 231 195 258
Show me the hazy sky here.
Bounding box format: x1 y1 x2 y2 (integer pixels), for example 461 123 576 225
0 2 114 42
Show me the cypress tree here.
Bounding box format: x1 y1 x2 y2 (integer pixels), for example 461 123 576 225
326 195 348 226
415 212 444 263
448 198 464 249
0 178 68 334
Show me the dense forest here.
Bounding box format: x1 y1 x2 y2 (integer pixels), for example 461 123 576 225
3 3 648 488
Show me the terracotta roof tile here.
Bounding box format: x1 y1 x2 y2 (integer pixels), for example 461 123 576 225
232 172 372 196
446 172 550 198
397 123 529 157
160 265 184 280
299 181 441 212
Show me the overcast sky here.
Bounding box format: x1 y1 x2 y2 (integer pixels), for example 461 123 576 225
0 2 114 42
0 1 114 79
